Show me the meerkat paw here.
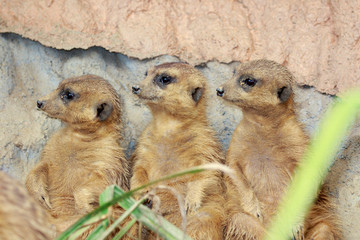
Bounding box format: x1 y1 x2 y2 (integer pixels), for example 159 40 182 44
133 190 159 212
132 189 149 202
75 200 96 214
225 212 265 240
250 202 263 223
25 169 51 209
35 185 51 209
242 197 264 223
187 211 223 240
184 197 201 215
291 223 304 240
304 222 337 240
74 188 98 213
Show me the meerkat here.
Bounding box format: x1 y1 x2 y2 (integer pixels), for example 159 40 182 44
0 171 53 240
130 62 225 239
217 59 340 240
25 75 130 235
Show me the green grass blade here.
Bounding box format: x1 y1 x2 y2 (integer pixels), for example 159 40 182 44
98 192 148 239
99 185 115 207
84 220 108 240
67 225 91 240
67 213 109 240
57 187 117 240
113 218 137 240
266 90 360 240
83 186 115 239
113 186 193 240
56 206 113 239
57 188 134 239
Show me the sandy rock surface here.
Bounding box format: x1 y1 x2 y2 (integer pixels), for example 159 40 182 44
1 0 359 94
0 33 359 238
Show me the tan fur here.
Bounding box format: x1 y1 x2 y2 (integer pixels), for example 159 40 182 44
25 75 130 236
0 171 53 240
130 62 225 239
218 59 341 239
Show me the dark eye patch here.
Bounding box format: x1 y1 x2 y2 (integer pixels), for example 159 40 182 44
153 74 176 89
238 75 258 91
243 77 257 87
60 88 79 103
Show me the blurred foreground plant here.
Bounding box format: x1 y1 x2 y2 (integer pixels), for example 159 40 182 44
266 90 360 240
57 163 232 240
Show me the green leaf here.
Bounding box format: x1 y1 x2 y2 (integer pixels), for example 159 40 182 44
56 190 131 240
82 186 116 239
98 188 147 239
113 187 193 240
84 220 108 240
113 218 137 240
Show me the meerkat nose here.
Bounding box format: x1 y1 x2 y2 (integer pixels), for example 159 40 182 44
37 100 44 109
216 87 225 97
132 85 141 94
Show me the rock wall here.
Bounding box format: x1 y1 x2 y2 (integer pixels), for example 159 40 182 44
0 33 359 238
1 0 360 95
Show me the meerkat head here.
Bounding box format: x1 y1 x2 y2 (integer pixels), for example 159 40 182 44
216 59 294 114
132 62 207 118
37 75 122 129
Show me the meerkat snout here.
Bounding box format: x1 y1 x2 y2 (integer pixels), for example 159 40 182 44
37 100 44 109
132 85 141 94
216 87 224 97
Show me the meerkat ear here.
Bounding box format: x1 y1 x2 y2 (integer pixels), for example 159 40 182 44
277 86 292 103
191 87 203 104
96 101 113 121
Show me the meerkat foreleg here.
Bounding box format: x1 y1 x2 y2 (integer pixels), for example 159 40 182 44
25 161 51 209
73 174 109 214
130 164 151 198
185 182 204 214
225 212 266 240
304 192 339 240
185 172 213 215
227 171 263 221
73 186 101 214
305 222 336 240
225 182 265 240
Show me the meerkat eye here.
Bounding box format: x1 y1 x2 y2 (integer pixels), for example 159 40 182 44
145 70 148 76
243 78 257 87
65 91 74 100
160 75 172 85
154 74 175 88
60 89 77 102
